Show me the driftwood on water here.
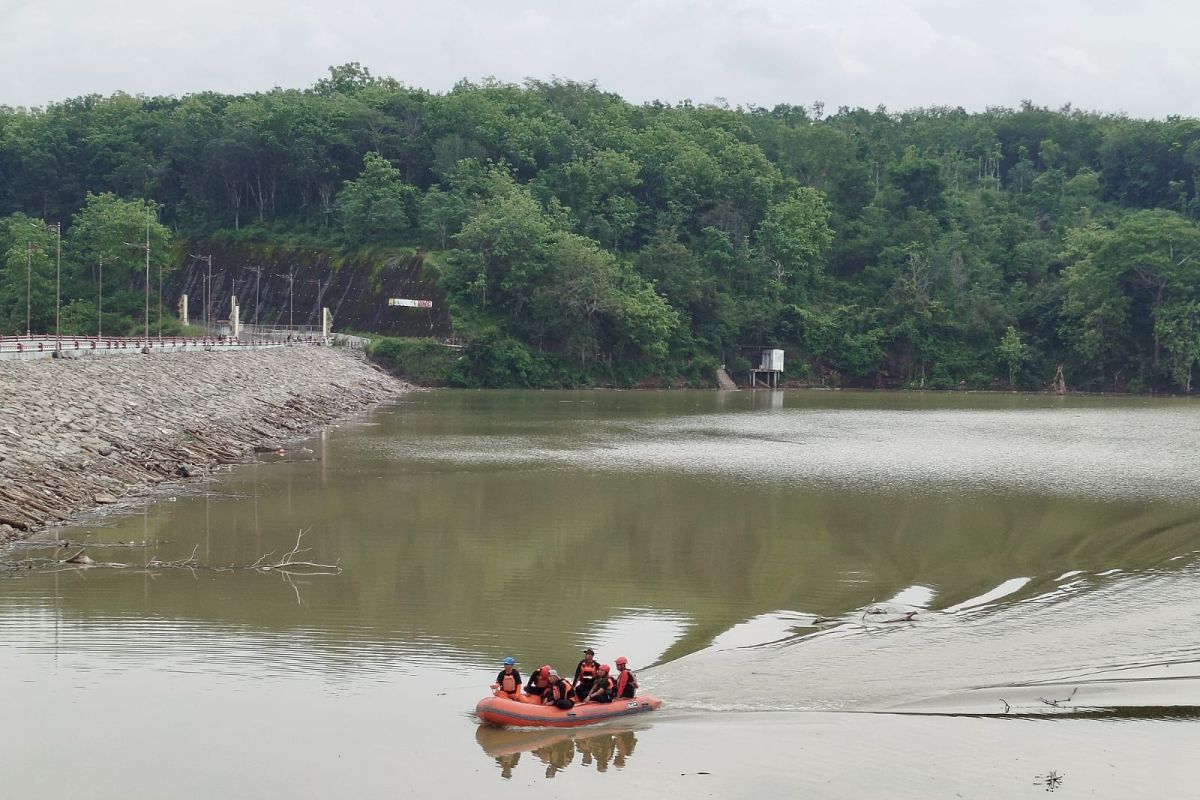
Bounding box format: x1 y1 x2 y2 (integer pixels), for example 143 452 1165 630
2 530 340 576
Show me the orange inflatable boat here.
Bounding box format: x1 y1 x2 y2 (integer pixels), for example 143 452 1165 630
475 693 663 728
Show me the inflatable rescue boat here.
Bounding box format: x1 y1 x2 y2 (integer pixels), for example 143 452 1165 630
475 693 663 728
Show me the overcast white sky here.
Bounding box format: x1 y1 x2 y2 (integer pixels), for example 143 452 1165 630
1 0 1197 117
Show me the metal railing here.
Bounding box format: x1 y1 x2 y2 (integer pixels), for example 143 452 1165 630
0 333 322 359
238 324 324 340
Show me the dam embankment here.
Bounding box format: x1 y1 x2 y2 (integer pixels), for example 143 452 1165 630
0 347 407 539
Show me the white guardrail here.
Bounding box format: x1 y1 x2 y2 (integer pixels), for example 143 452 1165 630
0 333 324 361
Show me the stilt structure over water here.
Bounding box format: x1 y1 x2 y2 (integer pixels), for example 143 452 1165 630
741 347 784 389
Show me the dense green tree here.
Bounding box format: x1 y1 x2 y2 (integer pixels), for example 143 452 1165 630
4 69 1200 387
338 152 420 243
0 214 58 334
1060 211 1200 389
996 325 1030 388
68 193 171 336
756 188 834 295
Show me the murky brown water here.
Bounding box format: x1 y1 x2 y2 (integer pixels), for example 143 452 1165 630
2 389 1199 797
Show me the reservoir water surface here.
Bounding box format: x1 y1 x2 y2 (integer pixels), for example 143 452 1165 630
2 390 1198 797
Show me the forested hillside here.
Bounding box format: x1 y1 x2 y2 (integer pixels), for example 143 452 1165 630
4 63 1200 390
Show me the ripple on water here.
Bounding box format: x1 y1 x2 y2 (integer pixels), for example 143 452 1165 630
373 405 1200 502
649 561 1200 715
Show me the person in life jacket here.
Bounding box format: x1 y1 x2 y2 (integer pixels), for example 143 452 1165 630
584 664 616 704
523 664 552 701
491 656 522 700
614 656 638 699
543 669 575 710
573 647 598 701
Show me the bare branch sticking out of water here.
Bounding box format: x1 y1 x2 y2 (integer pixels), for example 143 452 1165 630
1000 698 1011 714
251 530 341 575
1037 687 1079 708
1035 769 1065 791
2 530 340 576
145 545 200 570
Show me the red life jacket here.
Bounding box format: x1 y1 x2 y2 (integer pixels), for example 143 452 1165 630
616 668 637 698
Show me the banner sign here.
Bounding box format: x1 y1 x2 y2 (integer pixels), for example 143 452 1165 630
388 298 434 308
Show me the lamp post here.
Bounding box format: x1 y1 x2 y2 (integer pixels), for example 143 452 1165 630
157 250 163 340
207 256 214 334
25 242 32 336
28 219 60 345
55 222 61 350
306 276 326 328
143 208 150 341
187 253 213 333
124 234 150 341
246 265 264 325
97 255 103 339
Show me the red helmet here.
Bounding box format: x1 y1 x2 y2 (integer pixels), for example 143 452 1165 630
599 663 611 673
615 656 628 666
541 665 552 676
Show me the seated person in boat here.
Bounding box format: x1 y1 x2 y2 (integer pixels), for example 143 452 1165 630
573 647 598 701
491 656 522 700
524 665 552 701
584 664 616 704
614 656 638 698
543 669 575 709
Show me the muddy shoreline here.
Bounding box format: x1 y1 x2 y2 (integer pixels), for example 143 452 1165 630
0 347 408 541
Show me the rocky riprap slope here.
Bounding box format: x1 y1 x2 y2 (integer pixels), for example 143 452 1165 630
0 347 406 538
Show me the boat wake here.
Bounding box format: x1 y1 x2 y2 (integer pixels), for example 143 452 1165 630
647 559 1200 720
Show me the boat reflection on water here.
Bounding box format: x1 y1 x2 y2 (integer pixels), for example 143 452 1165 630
475 725 640 779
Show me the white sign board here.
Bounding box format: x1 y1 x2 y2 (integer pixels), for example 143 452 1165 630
388 298 434 308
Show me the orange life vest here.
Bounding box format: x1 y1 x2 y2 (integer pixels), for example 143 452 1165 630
616 668 637 698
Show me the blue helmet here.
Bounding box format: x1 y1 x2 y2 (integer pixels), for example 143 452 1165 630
503 656 515 666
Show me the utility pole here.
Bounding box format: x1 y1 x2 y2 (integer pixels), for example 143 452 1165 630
25 242 31 336
189 253 214 333
98 255 103 338
206 255 213 333
55 222 61 350
246 265 264 325
288 269 295 329
306 276 326 327
157 247 163 339
144 207 150 341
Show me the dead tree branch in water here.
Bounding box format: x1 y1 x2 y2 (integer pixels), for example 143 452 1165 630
1037 687 1078 708
2 531 339 576
1035 769 1065 790
145 545 201 570
248 530 341 575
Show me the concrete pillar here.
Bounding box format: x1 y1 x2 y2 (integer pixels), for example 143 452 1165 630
231 295 240 339
322 307 331 343
179 294 189 326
